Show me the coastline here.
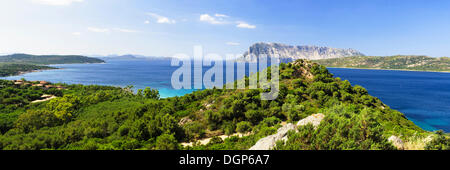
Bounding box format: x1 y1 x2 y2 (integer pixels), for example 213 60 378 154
16 67 61 76
0 67 60 78
326 66 450 73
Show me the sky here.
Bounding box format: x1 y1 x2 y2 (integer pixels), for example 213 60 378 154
1 0 450 57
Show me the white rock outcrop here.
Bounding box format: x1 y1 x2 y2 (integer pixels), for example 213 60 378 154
249 123 296 150
388 135 405 150
249 113 325 150
297 113 325 128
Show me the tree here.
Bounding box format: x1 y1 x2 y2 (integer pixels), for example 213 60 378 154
46 95 80 121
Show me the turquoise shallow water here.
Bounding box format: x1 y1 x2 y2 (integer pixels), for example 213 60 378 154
2 59 449 132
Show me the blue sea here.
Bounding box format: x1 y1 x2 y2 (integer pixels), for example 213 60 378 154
2 59 449 132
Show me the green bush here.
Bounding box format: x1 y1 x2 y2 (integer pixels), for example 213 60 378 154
183 122 205 140
236 121 252 133
155 134 179 150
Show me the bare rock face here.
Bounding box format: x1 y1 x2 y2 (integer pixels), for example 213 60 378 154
388 135 405 150
249 123 296 150
249 113 325 150
239 42 364 62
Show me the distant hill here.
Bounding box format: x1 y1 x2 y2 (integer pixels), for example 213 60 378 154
0 54 104 65
238 42 364 62
314 55 450 72
97 54 169 60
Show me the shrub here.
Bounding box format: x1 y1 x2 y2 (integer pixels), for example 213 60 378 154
208 136 224 145
183 122 205 140
221 121 236 135
236 121 252 133
155 134 179 150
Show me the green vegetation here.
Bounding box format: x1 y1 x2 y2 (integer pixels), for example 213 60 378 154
0 53 104 77
314 55 450 72
0 59 448 150
0 63 55 77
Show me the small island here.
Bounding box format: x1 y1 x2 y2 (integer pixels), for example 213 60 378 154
314 55 450 72
0 54 105 77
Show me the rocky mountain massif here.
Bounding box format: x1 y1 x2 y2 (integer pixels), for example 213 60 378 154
239 42 364 62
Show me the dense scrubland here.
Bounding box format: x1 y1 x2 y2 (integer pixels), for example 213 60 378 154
0 59 448 150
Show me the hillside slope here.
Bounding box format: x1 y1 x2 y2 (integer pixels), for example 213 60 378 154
314 55 450 72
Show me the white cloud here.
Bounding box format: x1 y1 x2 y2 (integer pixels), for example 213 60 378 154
113 28 139 33
215 13 229 18
200 14 256 29
87 27 139 34
146 13 176 24
226 42 240 46
31 0 84 6
87 27 109 33
144 20 150 24
236 21 256 29
199 14 227 25
72 32 82 36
